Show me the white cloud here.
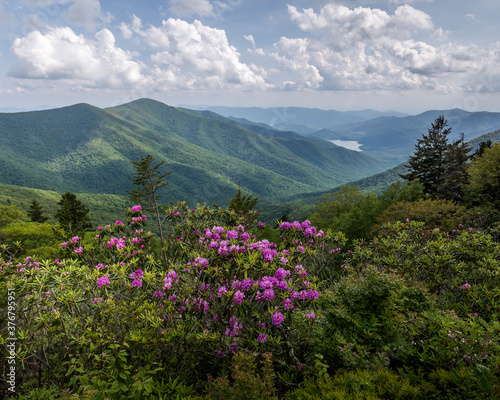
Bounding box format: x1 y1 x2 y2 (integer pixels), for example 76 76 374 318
124 17 271 90
272 37 323 89
288 4 433 45
244 34 264 55
168 0 214 18
431 27 450 42
64 0 112 31
276 3 496 93
9 26 146 88
464 14 478 22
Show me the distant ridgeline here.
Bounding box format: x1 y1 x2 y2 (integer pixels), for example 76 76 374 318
0 99 499 222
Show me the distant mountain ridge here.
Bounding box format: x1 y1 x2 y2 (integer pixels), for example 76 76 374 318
193 105 408 135
0 98 387 206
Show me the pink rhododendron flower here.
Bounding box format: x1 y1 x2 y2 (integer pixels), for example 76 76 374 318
272 311 285 327
131 279 142 288
97 276 110 287
233 290 245 305
131 205 142 212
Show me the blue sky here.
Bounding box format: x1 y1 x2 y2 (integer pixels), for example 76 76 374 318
0 0 499 113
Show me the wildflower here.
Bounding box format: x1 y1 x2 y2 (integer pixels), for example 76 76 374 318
306 311 316 319
130 269 144 279
233 290 245 305
296 245 305 252
115 220 123 226
61 242 68 247
283 298 294 310
462 283 471 290
275 267 290 280
97 276 110 288
307 289 319 300
262 288 275 301
226 230 239 240
71 236 79 244
301 220 311 229
93 297 103 304
272 311 285 327
131 279 142 288
74 246 83 254
257 333 267 343
153 290 164 299
218 286 228 297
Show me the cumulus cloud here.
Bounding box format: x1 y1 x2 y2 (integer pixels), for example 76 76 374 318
244 34 265 55
273 3 494 93
288 4 433 45
123 16 271 90
168 0 214 18
64 0 112 31
9 26 146 88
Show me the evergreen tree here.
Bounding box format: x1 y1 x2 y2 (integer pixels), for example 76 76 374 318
401 116 469 202
401 116 450 198
470 139 493 161
127 154 171 266
437 133 471 203
27 199 48 223
228 183 259 214
55 193 92 234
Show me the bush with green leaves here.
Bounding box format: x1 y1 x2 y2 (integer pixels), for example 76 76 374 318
347 220 500 321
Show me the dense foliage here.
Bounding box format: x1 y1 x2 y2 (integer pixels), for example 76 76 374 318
1 198 499 398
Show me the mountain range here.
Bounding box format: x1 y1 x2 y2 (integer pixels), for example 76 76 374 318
197 106 500 165
1 98 499 225
0 98 387 207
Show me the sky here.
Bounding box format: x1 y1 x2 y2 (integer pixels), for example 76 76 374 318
0 0 499 113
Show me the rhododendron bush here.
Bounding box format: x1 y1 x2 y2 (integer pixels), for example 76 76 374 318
0 203 346 396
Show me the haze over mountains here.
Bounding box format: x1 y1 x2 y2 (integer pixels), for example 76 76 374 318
1 98 499 214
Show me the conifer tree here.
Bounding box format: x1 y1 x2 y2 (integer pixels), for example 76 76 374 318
401 116 450 198
127 154 171 266
401 116 469 202
55 193 92 234
27 199 48 223
228 183 259 214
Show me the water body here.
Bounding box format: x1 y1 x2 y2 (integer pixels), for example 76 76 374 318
327 140 363 152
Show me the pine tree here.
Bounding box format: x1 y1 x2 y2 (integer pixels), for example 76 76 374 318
27 199 48 223
401 116 451 198
127 154 171 266
437 133 471 203
55 193 92 234
228 183 259 214
401 116 470 202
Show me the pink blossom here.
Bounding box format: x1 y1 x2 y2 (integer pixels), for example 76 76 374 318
306 311 316 319
131 279 142 288
272 311 285 327
71 236 79 244
97 276 110 288
233 290 245 305
131 205 142 212
257 333 267 343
